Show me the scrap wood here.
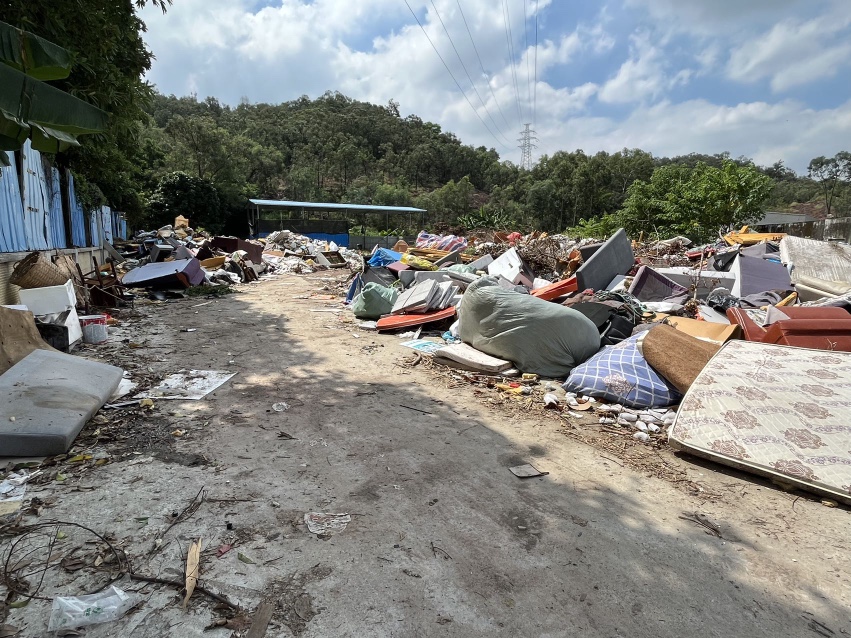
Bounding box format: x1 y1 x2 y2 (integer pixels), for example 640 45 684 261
183 538 202 608
128 572 239 610
678 511 723 538
245 601 275 638
151 486 206 553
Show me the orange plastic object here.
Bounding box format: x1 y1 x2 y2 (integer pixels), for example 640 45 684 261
376 306 456 332
530 277 577 301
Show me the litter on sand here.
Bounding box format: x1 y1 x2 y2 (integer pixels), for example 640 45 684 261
509 464 550 478
135 370 236 400
304 512 352 535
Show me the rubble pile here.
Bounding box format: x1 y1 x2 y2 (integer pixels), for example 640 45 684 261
341 224 851 501
262 230 364 274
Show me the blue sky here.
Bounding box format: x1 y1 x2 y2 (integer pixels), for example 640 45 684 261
141 0 851 173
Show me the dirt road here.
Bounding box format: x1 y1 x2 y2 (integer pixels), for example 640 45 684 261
3 272 849 637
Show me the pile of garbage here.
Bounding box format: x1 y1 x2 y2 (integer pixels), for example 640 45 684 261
113 218 366 291
262 230 364 274
342 225 851 504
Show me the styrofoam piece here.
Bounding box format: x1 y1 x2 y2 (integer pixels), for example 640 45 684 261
575 229 635 292
0 350 123 456
696 305 731 325
18 279 75 315
487 248 533 286
730 254 792 298
532 277 553 290
398 270 451 289
467 253 494 271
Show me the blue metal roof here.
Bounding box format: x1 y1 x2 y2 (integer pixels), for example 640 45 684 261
249 199 426 213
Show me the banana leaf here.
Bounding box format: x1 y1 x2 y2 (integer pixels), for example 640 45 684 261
0 62 107 155
0 21 72 80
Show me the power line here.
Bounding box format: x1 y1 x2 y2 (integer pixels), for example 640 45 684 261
500 0 524 124
523 0 531 116
533 0 538 129
402 0 509 151
455 0 514 133
428 0 514 147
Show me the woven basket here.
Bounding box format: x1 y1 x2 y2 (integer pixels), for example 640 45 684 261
9 251 69 289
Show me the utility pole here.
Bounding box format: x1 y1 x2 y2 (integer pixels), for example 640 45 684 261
518 123 537 170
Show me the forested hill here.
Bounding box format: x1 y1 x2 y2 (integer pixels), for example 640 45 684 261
136 91 848 240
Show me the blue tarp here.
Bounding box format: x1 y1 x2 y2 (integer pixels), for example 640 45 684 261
21 141 50 251
0 151 28 253
367 248 402 268
67 173 87 247
47 167 67 249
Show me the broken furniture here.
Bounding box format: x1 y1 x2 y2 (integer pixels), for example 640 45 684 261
574 228 635 293
0 349 123 456
726 306 851 351
121 258 205 289
77 255 129 308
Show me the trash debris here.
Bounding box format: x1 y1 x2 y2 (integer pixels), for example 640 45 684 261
272 402 290 412
48 586 137 631
183 538 202 608
135 370 236 400
399 339 445 355
304 512 351 535
509 463 550 478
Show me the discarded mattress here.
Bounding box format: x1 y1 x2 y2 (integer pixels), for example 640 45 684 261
564 333 682 408
780 236 851 288
121 258 205 288
433 342 513 373
640 324 720 394
0 350 123 456
669 340 851 504
459 276 600 378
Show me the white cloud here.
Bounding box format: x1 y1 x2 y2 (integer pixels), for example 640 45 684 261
598 33 682 103
543 98 851 173
726 10 851 92
625 0 811 34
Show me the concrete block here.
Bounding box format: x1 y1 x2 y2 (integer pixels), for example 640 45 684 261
0 350 123 456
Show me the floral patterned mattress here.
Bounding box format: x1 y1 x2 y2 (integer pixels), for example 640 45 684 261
668 340 851 504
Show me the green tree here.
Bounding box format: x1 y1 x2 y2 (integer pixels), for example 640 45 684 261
808 152 851 217
147 171 224 232
616 160 772 242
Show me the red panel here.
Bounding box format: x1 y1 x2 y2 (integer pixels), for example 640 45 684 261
376 306 456 332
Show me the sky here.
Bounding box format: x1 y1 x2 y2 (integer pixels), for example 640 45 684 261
140 0 851 173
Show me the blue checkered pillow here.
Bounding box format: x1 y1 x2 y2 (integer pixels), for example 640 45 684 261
563 334 681 408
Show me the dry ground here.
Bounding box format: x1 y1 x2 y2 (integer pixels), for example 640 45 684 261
1 271 849 637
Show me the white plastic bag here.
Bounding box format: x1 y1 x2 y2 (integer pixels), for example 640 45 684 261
48 586 136 631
